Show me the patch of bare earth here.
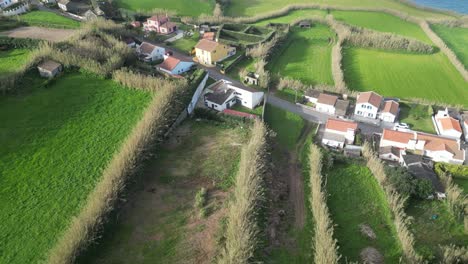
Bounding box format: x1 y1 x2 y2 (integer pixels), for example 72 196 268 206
0 26 76 42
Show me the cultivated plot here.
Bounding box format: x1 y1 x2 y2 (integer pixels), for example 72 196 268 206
17 11 80 29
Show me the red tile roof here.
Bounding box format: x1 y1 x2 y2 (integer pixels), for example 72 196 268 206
317 93 338 106
382 100 399 115
382 129 414 144
195 39 219 52
203 32 215 40
325 118 358 133
139 42 156 54
159 56 180 72
437 116 462 133
357 91 382 108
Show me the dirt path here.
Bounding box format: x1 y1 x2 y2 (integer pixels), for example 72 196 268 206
0 26 76 42
289 123 313 228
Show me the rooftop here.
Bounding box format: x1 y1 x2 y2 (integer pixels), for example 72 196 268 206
436 116 462 133
357 91 382 108
317 93 338 106
382 100 399 115
159 56 181 72
325 118 358 133
195 39 219 52
38 60 61 72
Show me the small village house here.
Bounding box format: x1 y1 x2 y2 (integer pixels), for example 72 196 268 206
244 72 259 86
136 42 165 62
304 89 320 104
321 118 358 148
157 55 194 76
355 91 382 119
379 100 399 123
194 39 236 66
433 108 463 139
144 14 177 34
0 0 18 9
204 79 264 111
37 60 62 78
316 93 338 114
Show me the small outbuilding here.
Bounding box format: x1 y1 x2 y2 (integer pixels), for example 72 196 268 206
298 21 311 28
37 60 62 78
244 72 259 86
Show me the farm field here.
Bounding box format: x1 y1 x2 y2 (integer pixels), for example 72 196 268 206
0 72 152 263
331 10 432 43
269 25 335 85
406 200 468 260
343 47 468 106
114 0 215 16
225 0 454 19
77 120 248 263
431 24 468 68
326 162 402 263
399 103 435 133
18 11 80 29
0 49 31 77
254 9 327 26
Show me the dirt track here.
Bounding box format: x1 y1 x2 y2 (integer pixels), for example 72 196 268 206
0 26 76 42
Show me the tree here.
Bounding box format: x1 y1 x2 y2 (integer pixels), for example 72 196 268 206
414 179 434 199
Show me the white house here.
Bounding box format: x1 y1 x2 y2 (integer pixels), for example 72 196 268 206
136 42 165 62
304 89 320 104
157 55 194 76
355 91 382 119
0 0 18 9
316 93 338 114
462 116 468 142
204 80 264 111
380 100 399 123
380 129 465 165
321 118 358 148
433 108 463 139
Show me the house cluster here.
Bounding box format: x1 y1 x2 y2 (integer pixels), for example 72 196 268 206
130 13 178 35
305 90 349 117
354 91 399 123
203 79 264 112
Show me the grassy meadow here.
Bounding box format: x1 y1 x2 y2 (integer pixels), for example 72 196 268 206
18 11 80 29
332 10 432 43
269 25 335 85
326 162 403 263
0 72 152 263
170 32 199 54
225 0 454 19
114 0 215 16
264 104 305 149
431 24 468 68
0 49 31 77
343 47 468 106
399 103 435 133
406 200 468 260
78 120 248 263
254 9 327 26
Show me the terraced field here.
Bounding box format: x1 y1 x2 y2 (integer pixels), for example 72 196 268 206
431 24 468 68
115 0 215 16
269 25 335 85
0 72 152 263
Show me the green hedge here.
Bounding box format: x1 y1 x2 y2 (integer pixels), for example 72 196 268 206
0 37 41 49
435 163 468 179
220 29 264 44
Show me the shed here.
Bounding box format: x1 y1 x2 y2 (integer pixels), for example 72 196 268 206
244 72 259 86
37 60 62 78
298 21 311 28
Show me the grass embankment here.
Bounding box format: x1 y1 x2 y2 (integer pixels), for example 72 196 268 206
343 47 468 106
406 200 468 260
253 9 327 26
18 11 80 29
0 49 31 77
0 72 152 264
268 25 335 85
431 24 468 68
78 120 248 263
225 0 454 19
399 103 435 133
326 162 402 263
332 10 432 43
114 0 215 16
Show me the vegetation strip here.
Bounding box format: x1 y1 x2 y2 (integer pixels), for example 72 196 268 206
218 120 268 263
308 145 341 263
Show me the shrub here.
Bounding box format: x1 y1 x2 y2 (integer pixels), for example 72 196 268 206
194 187 208 209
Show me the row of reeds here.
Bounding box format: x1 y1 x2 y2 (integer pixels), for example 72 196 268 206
309 144 341 263
362 143 423 263
218 120 268 264
113 68 188 91
46 75 191 264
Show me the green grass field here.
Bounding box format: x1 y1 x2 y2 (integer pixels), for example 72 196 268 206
332 10 432 43
343 48 468 106
0 49 31 77
225 0 454 19
77 120 247 263
453 178 468 193
115 0 215 16
264 104 305 149
170 32 199 54
399 103 435 133
269 25 335 85
432 24 468 68
406 200 468 260
254 9 327 26
0 72 152 263
18 11 80 29
326 162 402 263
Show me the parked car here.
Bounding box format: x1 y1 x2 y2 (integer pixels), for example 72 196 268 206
394 123 410 131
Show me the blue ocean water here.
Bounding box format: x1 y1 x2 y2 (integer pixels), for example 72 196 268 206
411 0 468 14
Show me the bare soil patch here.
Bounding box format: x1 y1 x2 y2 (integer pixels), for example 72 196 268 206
0 26 76 42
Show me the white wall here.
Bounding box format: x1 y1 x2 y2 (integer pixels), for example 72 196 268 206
316 103 335 114
322 138 344 148
355 103 379 119
230 86 263 109
171 61 194 75
0 0 18 9
380 112 396 123
188 72 208 114
380 139 408 149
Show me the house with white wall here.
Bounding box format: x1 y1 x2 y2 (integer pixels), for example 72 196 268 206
462 116 468 142
380 129 465 165
0 0 18 9
136 42 165 62
355 91 382 119
316 93 338 114
204 80 264 111
143 14 177 34
322 118 358 148
380 100 399 123
433 108 463 139
157 55 194 76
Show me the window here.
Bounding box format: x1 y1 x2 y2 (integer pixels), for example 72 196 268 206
357 111 362 115
367 105 372 109
368 113 373 117
361 105 365 108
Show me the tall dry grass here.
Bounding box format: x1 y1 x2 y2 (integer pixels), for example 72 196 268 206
218 120 268 264
113 68 188 91
46 79 189 264
362 143 423 263
309 145 341 264
420 21 468 82
442 244 468 263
